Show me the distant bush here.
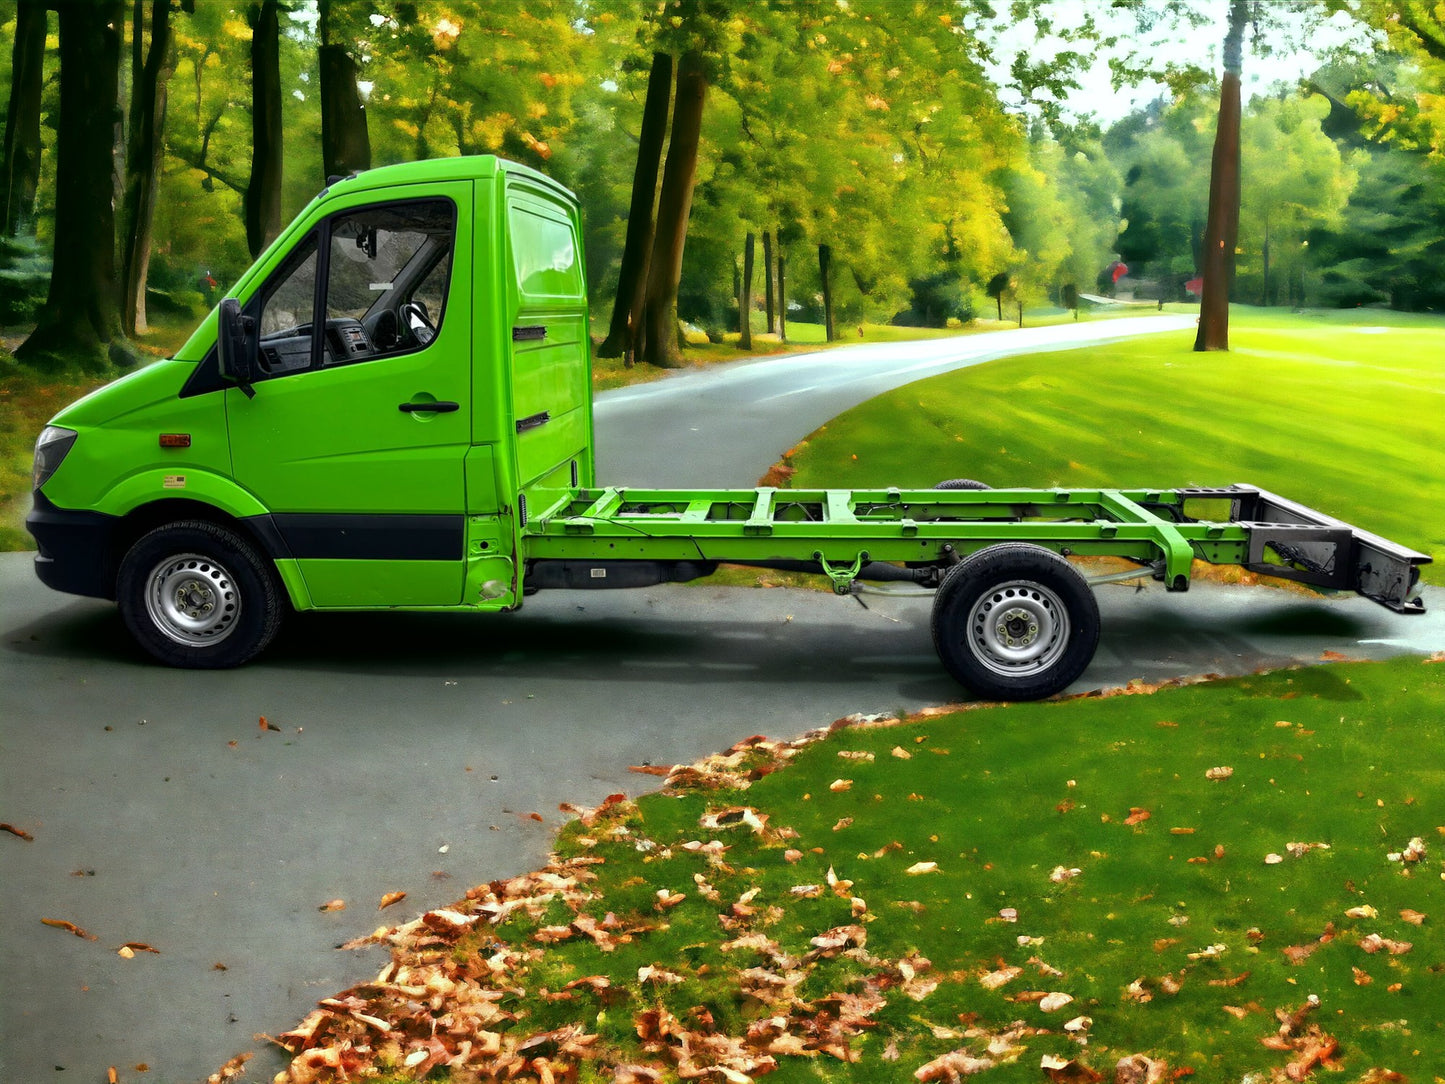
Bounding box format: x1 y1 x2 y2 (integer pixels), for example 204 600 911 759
0 236 51 326
895 271 973 327
145 286 208 318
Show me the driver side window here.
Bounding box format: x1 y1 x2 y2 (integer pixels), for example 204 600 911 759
324 200 456 366
252 198 456 378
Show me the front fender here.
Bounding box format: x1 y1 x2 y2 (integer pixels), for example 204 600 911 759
66 473 314 610
90 468 271 522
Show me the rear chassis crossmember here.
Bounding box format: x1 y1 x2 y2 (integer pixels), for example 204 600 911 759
523 483 1429 613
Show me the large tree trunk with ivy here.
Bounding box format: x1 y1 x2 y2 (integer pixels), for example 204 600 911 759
16 1 128 371
1194 0 1246 352
120 0 176 337
245 0 283 257
318 0 371 182
598 51 672 360
640 50 707 369
1 0 47 238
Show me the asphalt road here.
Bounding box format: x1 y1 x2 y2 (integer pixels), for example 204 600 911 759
3 317 1440 1084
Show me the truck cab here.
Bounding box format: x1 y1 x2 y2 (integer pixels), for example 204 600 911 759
29 156 593 666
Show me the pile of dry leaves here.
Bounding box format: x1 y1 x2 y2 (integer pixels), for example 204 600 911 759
262 794 925 1083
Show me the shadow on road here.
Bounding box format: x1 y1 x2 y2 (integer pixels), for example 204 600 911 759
4 581 1401 701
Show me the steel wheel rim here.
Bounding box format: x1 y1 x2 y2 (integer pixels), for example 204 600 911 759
144 552 241 647
965 578 1070 678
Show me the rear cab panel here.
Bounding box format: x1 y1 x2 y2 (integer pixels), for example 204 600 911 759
494 165 596 588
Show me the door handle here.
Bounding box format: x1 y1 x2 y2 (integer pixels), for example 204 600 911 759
398 400 459 413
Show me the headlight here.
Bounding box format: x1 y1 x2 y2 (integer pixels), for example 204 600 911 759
33 425 77 491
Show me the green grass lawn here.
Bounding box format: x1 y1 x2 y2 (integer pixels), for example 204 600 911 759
275 656 1445 1083
782 308 1444 584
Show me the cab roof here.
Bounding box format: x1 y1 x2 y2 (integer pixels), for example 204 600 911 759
319 155 577 209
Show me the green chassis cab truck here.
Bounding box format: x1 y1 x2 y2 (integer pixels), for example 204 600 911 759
27 156 1431 700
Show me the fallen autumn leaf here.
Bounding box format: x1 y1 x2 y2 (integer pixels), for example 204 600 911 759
41 918 97 941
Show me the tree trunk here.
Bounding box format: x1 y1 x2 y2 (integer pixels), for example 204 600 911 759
245 0 283 258
762 230 775 333
1194 0 1246 352
16 1 127 371
597 51 672 359
640 50 706 369
777 254 787 343
739 231 754 350
318 0 371 181
1261 216 1271 306
1 0 47 237
818 243 834 342
120 0 175 337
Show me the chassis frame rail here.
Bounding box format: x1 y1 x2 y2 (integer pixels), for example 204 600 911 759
523 483 1429 612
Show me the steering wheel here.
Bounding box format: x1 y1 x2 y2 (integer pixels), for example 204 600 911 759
400 301 436 346
370 308 401 349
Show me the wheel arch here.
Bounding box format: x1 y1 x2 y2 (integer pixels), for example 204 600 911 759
111 499 306 610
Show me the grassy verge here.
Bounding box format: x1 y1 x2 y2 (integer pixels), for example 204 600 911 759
0 359 109 548
780 307 1444 583
0 315 197 548
267 656 1445 1082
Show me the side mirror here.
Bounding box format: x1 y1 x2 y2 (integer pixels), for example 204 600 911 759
217 298 257 399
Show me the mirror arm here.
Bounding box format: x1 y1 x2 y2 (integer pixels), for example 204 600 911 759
218 298 258 398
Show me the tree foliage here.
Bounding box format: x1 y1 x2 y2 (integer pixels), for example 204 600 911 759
3 0 1445 373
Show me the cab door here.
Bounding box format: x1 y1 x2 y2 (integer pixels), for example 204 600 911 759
225 184 472 607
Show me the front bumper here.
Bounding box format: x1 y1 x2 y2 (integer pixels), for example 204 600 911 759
26 490 120 600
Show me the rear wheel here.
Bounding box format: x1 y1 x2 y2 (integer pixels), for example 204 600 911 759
931 543 1099 701
117 520 284 668
908 478 995 571
934 478 990 491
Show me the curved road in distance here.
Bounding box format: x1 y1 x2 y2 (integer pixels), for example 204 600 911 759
594 314 1197 487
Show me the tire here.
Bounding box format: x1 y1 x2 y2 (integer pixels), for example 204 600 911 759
116 520 285 669
931 543 1100 701
933 478 990 490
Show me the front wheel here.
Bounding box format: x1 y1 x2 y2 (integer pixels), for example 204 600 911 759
117 520 285 668
931 543 1099 701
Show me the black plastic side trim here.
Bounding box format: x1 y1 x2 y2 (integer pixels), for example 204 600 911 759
240 514 295 562
512 325 546 342
525 560 717 591
265 513 464 561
